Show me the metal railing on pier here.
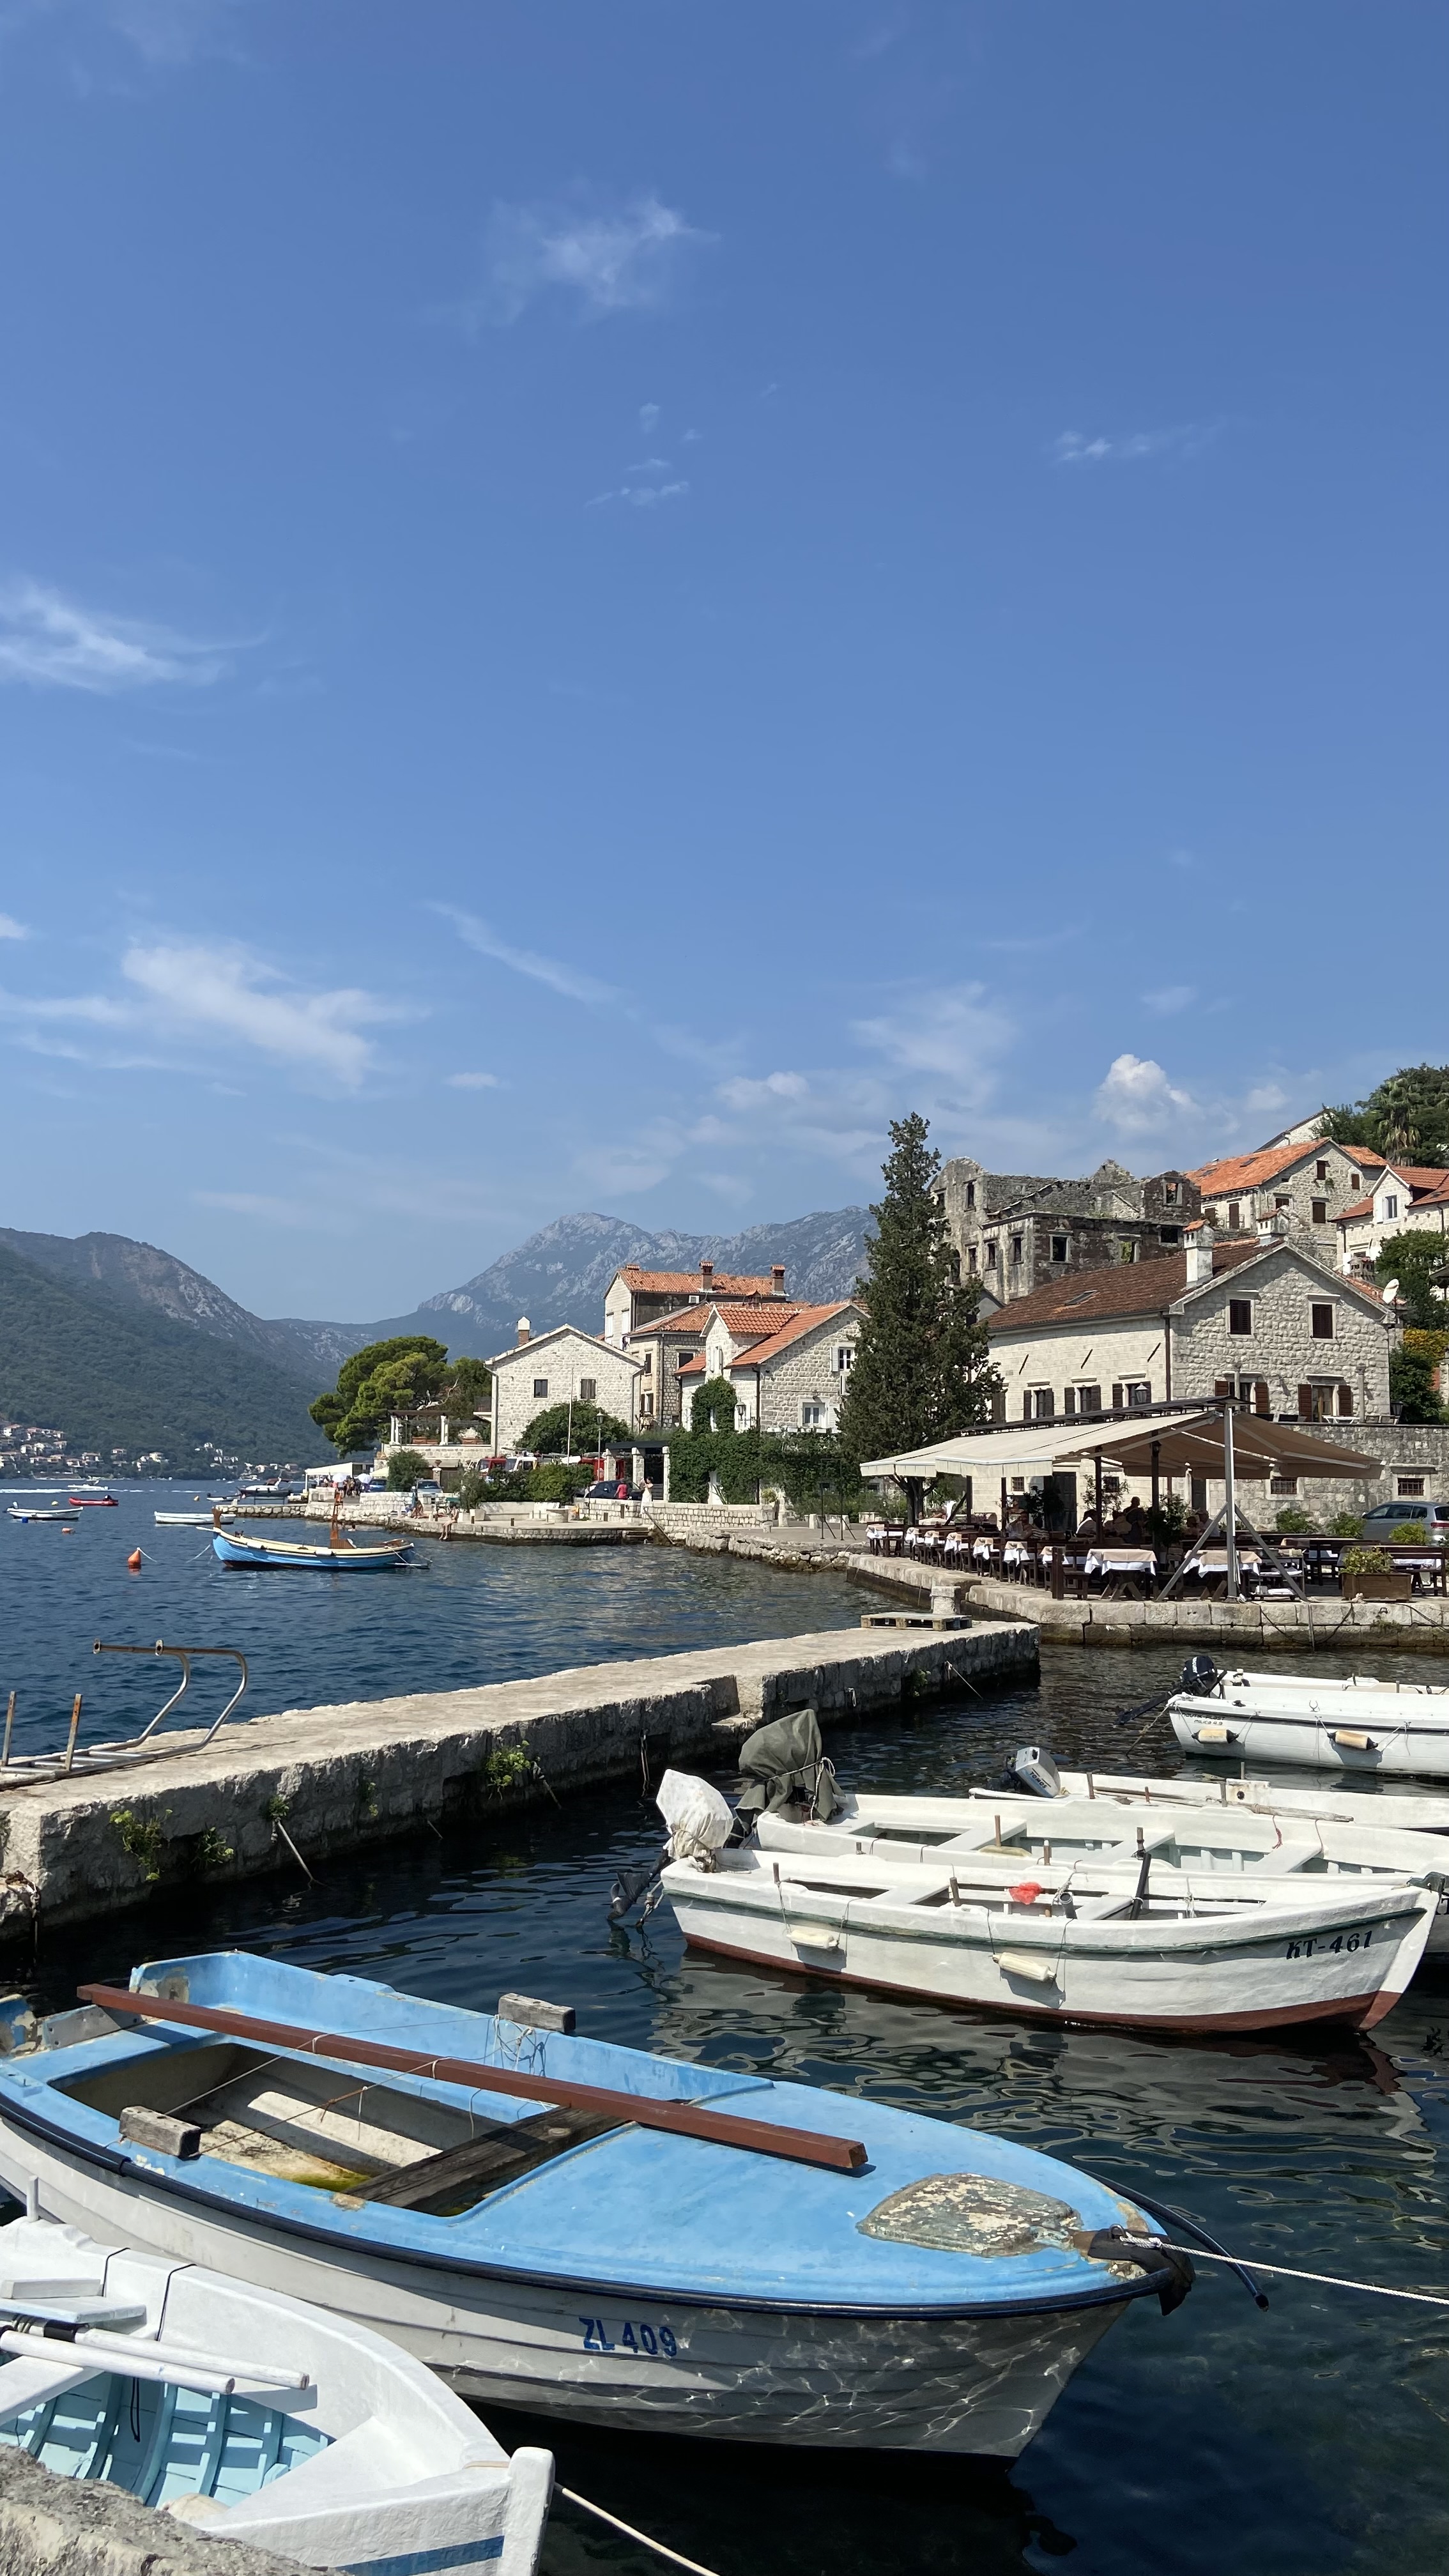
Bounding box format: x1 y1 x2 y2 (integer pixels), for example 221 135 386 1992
0 1642 249 1789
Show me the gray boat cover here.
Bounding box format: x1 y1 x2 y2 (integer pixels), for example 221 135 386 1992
735 1707 842 1823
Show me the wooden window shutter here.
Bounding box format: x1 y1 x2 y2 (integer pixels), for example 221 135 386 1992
1298 1384 1312 1418
1337 1383 1353 1416
1255 1381 1270 1416
1215 1378 1232 1400
1111 1383 1123 1411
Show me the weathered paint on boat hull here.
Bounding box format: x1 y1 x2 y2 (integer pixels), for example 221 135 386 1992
0 2135 1128 2457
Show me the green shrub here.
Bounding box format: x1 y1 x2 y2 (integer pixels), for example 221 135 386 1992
526 1460 590 1503
386 1448 429 1491
1273 1505 1317 1534
1341 1547 1392 1575
1390 1521 1435 1545
455 1466 489 1510
1328 1512 1363 1539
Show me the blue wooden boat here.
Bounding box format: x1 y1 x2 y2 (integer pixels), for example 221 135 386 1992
212 1526 411 1570
0 1953 1190 2456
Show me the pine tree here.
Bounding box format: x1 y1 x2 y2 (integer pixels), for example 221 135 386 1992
838 1113 999 1467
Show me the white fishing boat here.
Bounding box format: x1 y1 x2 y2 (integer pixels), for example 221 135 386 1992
661 1834 1436 2034
753 1781 1449 1956
0 2207 552 2572
155 1511 226 1527
1045 1761 1449 1837
1168 1657 1449 1777
7 1508 77 1524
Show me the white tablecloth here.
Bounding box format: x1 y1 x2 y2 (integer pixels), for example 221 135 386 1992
1084 1549 1157 1577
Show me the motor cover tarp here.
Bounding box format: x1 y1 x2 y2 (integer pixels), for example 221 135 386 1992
735 1708 841 1823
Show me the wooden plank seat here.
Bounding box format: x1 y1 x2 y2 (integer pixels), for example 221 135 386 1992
356 2103 622 2213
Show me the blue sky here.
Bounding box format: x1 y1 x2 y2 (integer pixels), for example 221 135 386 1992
1 1 1443 1322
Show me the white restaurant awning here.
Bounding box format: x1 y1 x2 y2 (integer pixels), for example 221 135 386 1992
861 1409 1381 1484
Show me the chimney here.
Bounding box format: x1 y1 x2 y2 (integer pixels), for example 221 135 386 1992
516 1316 531 1346
700 1260 714 1293
1183 1223 1215 1287
771 1264 786 1296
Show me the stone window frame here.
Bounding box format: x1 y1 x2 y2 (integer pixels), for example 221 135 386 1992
1310 1302 1335 1340
532 1377 549 1399
1050 1234 1070 1262
1270 1475 1298 1496
1229 1298 1253 1336
1398 1476 1426 1498
578 1377 597 1402
1311 1198 1329 1225
833 1345 855 1376
800 1401 827 1429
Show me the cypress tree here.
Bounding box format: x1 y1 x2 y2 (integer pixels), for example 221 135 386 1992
838 1112 999 1468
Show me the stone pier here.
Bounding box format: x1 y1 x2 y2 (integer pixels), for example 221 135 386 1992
0 1616 1037 1945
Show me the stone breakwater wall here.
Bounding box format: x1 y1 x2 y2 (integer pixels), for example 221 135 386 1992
0 1618 1038 1944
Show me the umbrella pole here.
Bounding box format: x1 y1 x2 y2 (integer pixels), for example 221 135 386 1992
1223 1402 1238 1601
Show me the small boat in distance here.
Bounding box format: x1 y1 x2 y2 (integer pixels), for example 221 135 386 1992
67 1489 117 1507
155 1511 227 1527
7 1506 78 1524
0 2209 553 2573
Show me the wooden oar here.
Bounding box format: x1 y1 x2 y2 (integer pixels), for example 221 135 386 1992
76 1984 868 2174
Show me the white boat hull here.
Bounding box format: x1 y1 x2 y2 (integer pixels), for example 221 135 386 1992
663 1860 1436 2035
0 2140 1128 2459
1169 1671 1449 1777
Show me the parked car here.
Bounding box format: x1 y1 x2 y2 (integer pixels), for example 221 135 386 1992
1360 1499 1449 1540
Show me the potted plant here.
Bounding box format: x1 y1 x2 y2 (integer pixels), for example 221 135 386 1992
1339 1546 1411 1604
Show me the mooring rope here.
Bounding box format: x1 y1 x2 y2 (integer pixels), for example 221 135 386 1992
560 2485 725 2575
1125 2235 1449 2309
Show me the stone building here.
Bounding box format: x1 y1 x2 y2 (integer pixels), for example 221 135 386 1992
677 1301 863 1433
629 1298 812 1428
985 1225 1393 1430
602 1261 788 1343
1188 1137 1383 1245
485 1321 645 1453
1335 1162 1449 1273
934 1158 1200 1305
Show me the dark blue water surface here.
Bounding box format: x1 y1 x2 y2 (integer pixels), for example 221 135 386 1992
8 1485 1449 2574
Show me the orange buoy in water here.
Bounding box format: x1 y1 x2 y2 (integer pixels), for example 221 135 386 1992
126 1548 143 1571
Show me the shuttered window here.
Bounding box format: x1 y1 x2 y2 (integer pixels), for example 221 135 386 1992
1229 1299 1252 1335
1311 1303 1334 1339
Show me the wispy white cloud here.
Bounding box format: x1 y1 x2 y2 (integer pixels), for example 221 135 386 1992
1051 424 1216 468
119 942 399 1086
852 983 1015 1105
0 578 228 693
588 479 689 510
1142 983 1196 1016
0 939 401 1089
437 905 623 1008
1094 1052 1198 1135
638 402 661 433
446 1070 504 1090
0 914 29 940
464 191 709 328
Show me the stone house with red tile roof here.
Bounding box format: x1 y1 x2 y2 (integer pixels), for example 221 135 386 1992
985 1229 1393 1431
1188 1138 1384 1244
631 1298 813 1428
1334 1165 1449 1274
602 1259 788 1344
676 1300 864 1433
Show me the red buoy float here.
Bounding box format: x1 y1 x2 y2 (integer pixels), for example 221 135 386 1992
126 1548 143 1572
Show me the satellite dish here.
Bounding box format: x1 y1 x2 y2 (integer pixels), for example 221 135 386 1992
1382 1279 1400 1303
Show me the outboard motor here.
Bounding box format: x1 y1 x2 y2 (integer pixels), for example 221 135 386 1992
1179 1654 1220 1699
1009 1745 1063 1799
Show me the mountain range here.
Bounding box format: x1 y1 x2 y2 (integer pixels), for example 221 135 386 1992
0 1209 871 1464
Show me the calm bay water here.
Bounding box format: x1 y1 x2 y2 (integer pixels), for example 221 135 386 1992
6 1483 1449 2572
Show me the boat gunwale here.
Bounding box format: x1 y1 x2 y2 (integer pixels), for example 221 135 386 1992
0 2076 1170 2326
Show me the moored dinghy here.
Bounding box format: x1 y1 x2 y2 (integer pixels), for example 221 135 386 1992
0 1952 1192 2458
0 2209 552 2572
1168 1656 1449 1776
751 1767 1449 1957
662 1834 1436 2032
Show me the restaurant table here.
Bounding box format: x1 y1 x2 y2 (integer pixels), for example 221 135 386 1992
1082 1546 1160 1600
